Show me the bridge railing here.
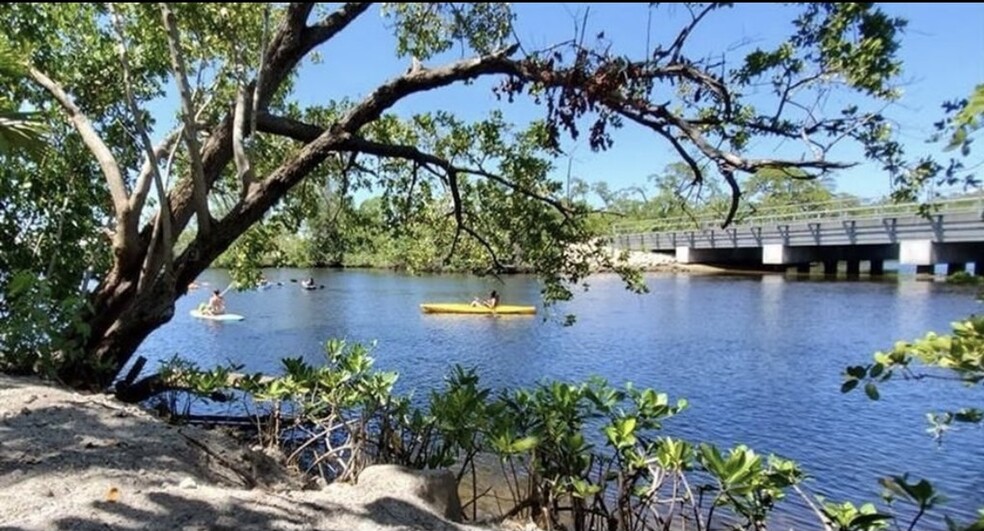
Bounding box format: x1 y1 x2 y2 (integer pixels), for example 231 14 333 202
610 196 984 235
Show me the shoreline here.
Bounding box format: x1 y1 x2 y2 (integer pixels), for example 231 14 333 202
0 374 523 531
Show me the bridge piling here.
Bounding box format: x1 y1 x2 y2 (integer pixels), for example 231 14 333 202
846 260 861 278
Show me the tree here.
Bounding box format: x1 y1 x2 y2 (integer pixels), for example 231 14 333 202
742 166 837 213
0 3 911 395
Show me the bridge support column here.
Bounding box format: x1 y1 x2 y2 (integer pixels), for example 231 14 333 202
823 261 838 277
901 240 937 278
900 240 936 267
869 260 885 276
675 246 692 264
795 263 811 274
763 244 815 265
948 263 967 275
846 260 861 277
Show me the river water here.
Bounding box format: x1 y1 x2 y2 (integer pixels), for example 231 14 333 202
134 269 984 528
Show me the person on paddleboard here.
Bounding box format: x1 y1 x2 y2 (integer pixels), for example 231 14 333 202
199 289 226 315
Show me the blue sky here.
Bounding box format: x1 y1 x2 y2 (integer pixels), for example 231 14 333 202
152 3 984 202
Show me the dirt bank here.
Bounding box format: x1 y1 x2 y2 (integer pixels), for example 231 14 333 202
0 374 532 531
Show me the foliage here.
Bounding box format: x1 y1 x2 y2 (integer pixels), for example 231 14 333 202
160 339 956 531
843 316 984 442
0 110 47 158
895 84 984 203
0 270 92 376
946 271 983 286
741 167 837 212
0 2 926 387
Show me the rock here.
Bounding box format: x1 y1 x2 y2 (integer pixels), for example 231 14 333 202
357 464 462 523
240 446 309 491
179 477 198 489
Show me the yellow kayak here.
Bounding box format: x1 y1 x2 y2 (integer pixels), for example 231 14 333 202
420 303 537 315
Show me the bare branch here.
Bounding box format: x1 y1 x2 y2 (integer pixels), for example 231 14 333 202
108 4 175 292
660 62 732 117
793 485 836 531
254 111 322 140
650 121 705 187
161 2 212 235
250 2 271 136
445 168 466 262
663 3 721 62
27 67 128 218
162 126 184 189
338 44 520 130
233 87 256 196
772 70 830 124
720 166 741 228
129 129 182 215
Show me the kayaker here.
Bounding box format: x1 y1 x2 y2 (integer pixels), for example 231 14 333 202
470 290 499 309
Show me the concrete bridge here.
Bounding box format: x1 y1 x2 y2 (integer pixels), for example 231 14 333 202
609 197 984 276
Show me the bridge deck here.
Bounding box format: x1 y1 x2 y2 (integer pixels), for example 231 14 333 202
610 198 984 269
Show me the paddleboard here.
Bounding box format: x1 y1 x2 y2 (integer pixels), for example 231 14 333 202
190 310 245 321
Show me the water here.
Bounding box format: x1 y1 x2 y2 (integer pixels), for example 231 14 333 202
135 269 984 528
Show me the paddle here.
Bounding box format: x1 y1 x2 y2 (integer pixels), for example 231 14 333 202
286 278 326 288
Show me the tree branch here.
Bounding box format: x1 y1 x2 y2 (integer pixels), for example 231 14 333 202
250 2 271 136
108 4 175 294
660 62 732 117
161 2 212 236
129 129 182 216
27 67 128 222
233 87 256 197
338 44 520 130
158 2 369 247
662 3 721 62
720 166 741 228
255 2 371 110
255 112 572 216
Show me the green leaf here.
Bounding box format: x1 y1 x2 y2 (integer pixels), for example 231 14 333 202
864 382 880 401
509 436 538 453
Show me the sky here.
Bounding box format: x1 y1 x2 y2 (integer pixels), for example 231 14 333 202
151 3 984 203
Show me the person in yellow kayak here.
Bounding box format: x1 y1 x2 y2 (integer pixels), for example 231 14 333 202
470 290 499 309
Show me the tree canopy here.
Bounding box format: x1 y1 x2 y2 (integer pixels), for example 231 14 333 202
0 3 932 390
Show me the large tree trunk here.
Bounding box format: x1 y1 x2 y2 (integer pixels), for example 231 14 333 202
58 264 179 392
58 132 340 396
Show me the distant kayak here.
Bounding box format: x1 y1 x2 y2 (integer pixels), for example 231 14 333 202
190 310 245 321
420 303 536 315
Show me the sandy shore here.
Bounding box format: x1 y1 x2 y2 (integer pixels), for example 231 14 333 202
0 374 534 531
